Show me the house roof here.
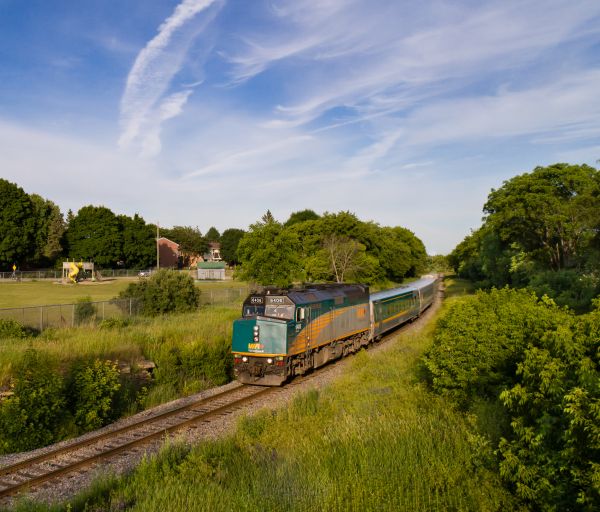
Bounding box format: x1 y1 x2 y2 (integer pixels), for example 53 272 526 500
197 261 226 269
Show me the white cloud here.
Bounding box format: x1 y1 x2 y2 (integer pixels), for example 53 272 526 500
118 0 223 156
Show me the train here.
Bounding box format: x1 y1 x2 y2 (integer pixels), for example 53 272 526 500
231 276 439 385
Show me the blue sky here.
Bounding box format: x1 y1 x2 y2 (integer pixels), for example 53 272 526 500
1 0 599 254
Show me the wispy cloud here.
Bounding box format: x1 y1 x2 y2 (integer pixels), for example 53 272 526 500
118 0 223 156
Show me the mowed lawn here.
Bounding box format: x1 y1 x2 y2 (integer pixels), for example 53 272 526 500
0 280 134 308
0 278 249 308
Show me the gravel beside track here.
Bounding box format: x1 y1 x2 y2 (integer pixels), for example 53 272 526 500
1 285 443 507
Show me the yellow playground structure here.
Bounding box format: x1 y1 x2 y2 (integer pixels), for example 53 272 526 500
62 261 95 283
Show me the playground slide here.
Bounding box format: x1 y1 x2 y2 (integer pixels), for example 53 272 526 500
69 262 79 283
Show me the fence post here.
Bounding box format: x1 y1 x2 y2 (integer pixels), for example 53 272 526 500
102 301 105 320
72 304 75 327
40 306 43 332
129 298 132 317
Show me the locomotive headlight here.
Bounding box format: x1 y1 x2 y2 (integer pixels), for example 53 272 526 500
253 325 259 333
242 356 248 362
253 336 259 342
267 358 273 364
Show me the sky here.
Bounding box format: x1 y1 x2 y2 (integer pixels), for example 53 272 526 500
1 0 599 254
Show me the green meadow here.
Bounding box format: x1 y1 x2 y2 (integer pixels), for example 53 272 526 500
0 278 248 309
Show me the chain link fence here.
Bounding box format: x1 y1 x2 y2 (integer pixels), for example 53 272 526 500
0 287 249 331
0 298 140 331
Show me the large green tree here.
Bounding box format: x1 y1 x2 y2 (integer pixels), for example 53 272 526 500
161 226 208 259
120 214 156 269
204 226 221 242
237 213 301 286
450 163 600 310
219 228 245 265
30 194 65 266
65 206 123 267
0 179 36 269
484 163 600 271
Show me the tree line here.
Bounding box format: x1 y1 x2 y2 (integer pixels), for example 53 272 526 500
0 178 427 284
236 209 427 286
448 163 600 311
0 178 244 270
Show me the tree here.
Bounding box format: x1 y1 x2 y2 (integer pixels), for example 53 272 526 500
322 234 377 283
65 205 123 267
219 228 245 265
205 226 221 242
484 163 600 271
284 209 320 227
162 226 208 260
30 194 65 266
237 213 301 286
120 214 156 269
118 269 200 316
0 179 36 269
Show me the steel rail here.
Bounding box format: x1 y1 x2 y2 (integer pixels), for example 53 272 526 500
0 385 275 499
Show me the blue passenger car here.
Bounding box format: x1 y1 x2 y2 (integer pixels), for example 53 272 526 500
369 276 438 338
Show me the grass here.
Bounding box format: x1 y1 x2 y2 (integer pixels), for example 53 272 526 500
0 306 240 390
4 278 521 512
0 278 249 309
0 280 133 308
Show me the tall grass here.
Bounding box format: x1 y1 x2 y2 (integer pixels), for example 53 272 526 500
0 306 240 395
10 284 520 512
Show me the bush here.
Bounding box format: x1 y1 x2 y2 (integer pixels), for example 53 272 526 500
424 289 600 510
119 269 200 316
0 349 66 452
423 288 568 407
99 317 131 329
0 318 30 340
75 296 97 324
68 359 121 432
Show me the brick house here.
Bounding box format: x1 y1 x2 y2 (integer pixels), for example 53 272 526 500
158 237 179 268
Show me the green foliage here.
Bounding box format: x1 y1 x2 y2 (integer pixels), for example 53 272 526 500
74 296 97 324
161 226 208 259
205 226 221 242
425 289 600 510
284 208 320 227
119 269 200 316
29 194 65 266
68 359 121 432
239 210 427 286
0 178 36 269
237 213 302 286
219 228 245 265
0 318 30 340
120 213 156 269
0 349 66 452
449 163 600 310
424 288 567 407
65 205 123 267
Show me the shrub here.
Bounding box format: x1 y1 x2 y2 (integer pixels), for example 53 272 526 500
75 296 97 324
99 317 131 329
423 288 568 407
68 359 121 432
119 269 200 316
0 349 66 452
0 318 29 340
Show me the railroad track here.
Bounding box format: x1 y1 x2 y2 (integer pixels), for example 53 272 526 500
0 384 277 501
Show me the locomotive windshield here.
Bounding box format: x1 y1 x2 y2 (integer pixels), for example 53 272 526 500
264 304 294 319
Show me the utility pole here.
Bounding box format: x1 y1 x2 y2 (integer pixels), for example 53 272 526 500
156 222 160 270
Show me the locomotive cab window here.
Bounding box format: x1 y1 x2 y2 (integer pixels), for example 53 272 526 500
243 305 264 317
296 308 306 321
265 304 294 319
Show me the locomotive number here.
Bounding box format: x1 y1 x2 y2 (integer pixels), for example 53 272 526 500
250 297 264 304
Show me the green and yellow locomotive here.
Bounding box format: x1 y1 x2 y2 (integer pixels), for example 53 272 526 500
232 284 370 385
